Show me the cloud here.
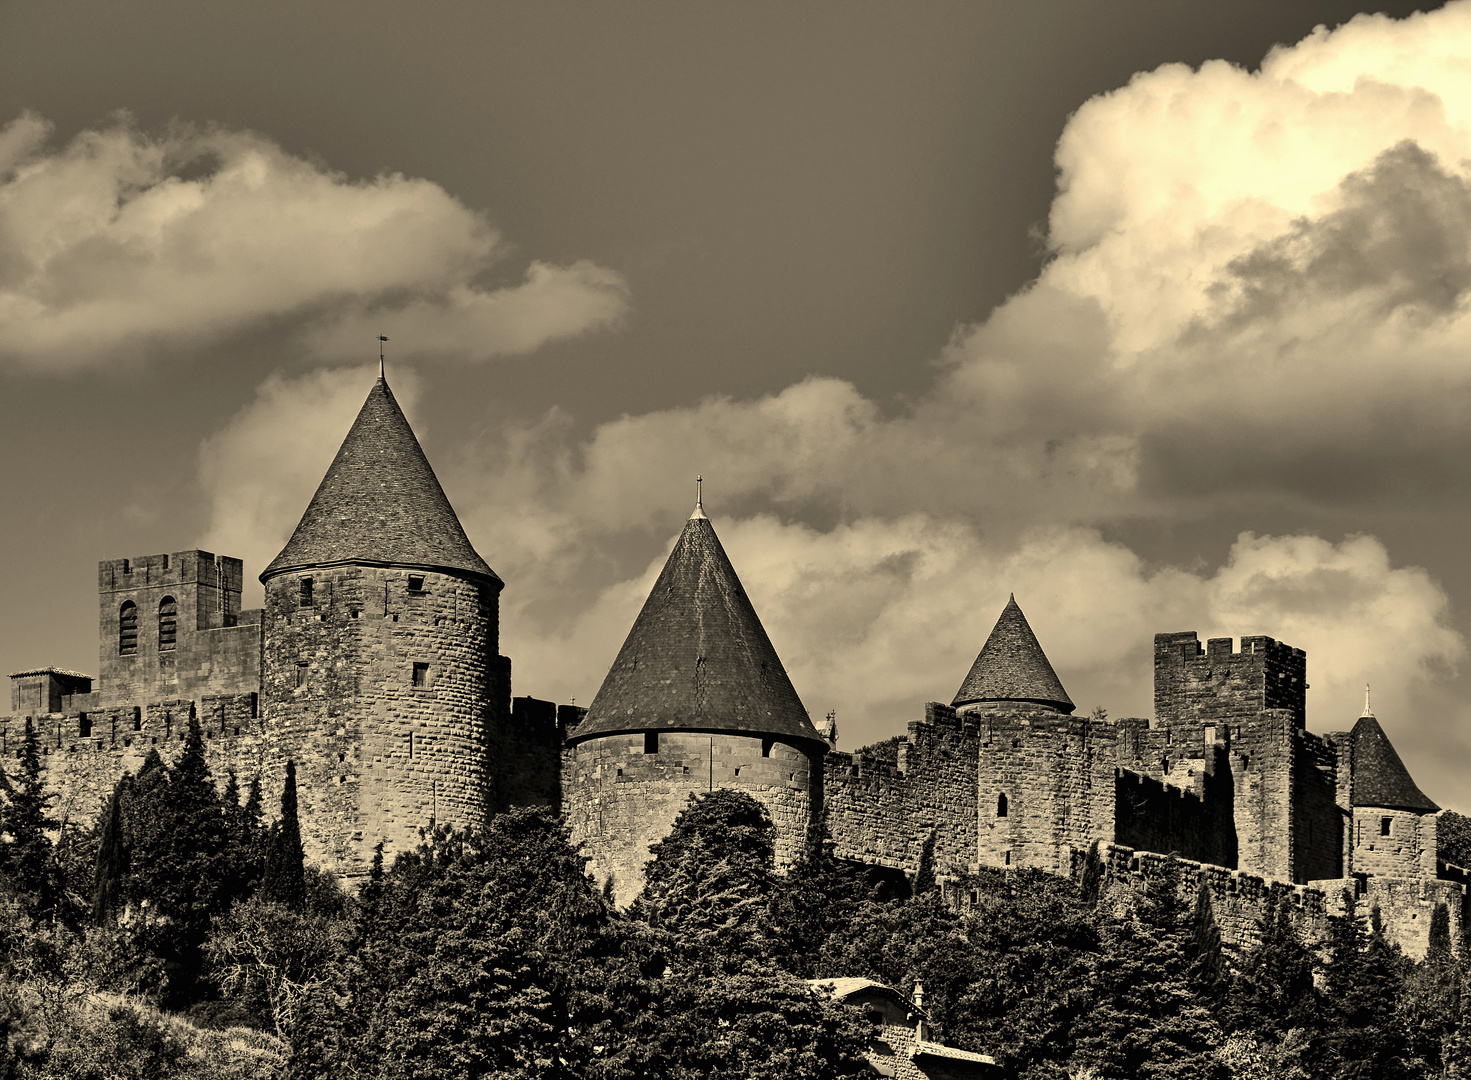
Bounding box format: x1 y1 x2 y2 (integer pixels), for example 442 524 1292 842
0 113 627 371
187 3 1471 810
196 364 422 595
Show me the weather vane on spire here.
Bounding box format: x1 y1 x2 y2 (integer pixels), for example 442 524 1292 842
379 335 389 378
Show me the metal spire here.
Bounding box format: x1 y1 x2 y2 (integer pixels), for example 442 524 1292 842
1362 683 1374 718
378 335 389 379
690 475 706 519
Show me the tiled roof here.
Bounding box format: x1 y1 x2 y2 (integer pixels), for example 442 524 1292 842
952 595 1073 713
261 378 499 586
912 1040 998 1066
570 508 821 747
7 668 91 681
1350 714 1438 812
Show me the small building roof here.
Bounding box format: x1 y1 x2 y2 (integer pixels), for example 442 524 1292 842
7 668 92 681
952 595 1074 713
570 504 822 748
1350 714 1438 812
262 377 499 587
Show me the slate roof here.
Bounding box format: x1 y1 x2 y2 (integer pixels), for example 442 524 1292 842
261 378 499 587
1350 714 1438 812
952 595 1074 713
569 507 821 747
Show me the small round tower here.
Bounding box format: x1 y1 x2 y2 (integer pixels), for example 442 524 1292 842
564 495 825 905
260 375 506 880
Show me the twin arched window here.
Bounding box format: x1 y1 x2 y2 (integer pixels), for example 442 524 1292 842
119 602 138 655
158 596 177 651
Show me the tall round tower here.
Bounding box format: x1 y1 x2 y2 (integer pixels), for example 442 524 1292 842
260 375 506 880
565 496 826 905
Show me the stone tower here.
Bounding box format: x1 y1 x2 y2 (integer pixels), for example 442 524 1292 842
564 497 826 905
259 375 507 879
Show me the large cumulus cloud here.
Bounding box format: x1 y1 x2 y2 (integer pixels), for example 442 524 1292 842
0 113 627 370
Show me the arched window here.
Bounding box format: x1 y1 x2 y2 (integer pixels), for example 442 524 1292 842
158 596 177 650
997 793 1008 818
119 602 138 655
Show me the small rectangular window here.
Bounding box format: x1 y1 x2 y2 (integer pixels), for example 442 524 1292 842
408 575 425 592
299 578 313 607
412 662 430 689
295 662 309 690
760 738 773 758
644 731 659 754
1381 816 1392 837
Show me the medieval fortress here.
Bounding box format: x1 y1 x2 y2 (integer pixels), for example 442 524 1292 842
6 376 1465 955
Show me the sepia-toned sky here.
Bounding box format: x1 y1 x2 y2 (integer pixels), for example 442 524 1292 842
4 0 1471 809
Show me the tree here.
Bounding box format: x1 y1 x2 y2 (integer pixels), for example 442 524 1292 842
1399 902 1460 1073
206 893 345 1040
1071 860 1225 1079
90 778 130 926
1317 893 1410 1080
764 814 871 979
635 789 777 970
317 812 656 1080
259 761 305 911
0 718 59 913
1224 887 1316 1038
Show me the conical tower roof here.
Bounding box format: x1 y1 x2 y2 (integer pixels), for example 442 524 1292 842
261 377 499 586
570 503 821 747
1350 713 1438 812
952 595 1074 713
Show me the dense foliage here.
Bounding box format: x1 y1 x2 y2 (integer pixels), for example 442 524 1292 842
2 763 1471 1078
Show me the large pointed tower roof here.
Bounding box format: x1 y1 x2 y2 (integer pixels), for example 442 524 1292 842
1350 713 1438 812
951 595 1074 713
569 501 821 747
261 377 499 586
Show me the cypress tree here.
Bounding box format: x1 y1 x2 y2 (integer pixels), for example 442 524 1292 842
261 760 306 910
91 777 131 926
911 830 937 896
1 717 58 911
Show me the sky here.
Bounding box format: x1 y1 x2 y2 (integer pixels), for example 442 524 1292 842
3 0 1470 810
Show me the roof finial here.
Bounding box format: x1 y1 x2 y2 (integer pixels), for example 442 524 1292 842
690 475 706 519
378 335 388 380
1362 683 1374 718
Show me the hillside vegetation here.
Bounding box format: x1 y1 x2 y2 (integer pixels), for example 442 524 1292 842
0 714 1469 1078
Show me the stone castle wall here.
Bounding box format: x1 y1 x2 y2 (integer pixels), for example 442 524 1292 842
823 702 985 877
260 565 504 879
1 692 266 829
564 730 820 906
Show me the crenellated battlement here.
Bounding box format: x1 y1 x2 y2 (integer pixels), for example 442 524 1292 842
1155 631 1307 729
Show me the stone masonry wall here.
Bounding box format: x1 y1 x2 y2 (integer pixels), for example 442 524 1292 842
1113 769 1217 864
97 552 257 706
565 730 819 906
974 710 1115 874
1 692 266 832
1349 806 1437 880
1102 843 1331 953
1155 633 1307 729
261 565 502 880
824 703 984 879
